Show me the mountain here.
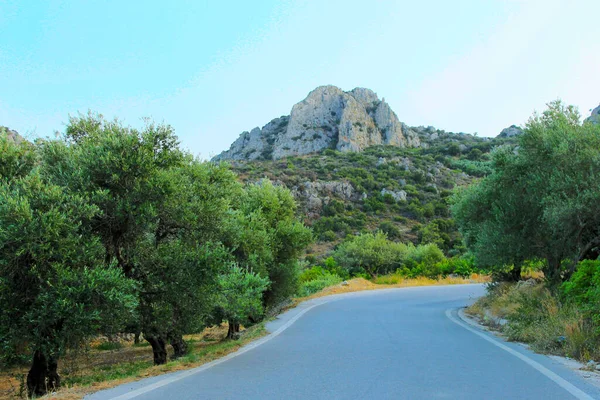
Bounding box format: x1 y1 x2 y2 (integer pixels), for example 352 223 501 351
212 85 533 258
213 86 421 161
497 125 523 138
228 131 517 259
1 126 24 143
587 104 600 124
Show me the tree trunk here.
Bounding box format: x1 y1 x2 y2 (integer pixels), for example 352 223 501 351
509 265 522 282
227 321 240 339
145 336 168 365
27 350 60 397
169 334 188 359
134 331 141 345
545 257 562 286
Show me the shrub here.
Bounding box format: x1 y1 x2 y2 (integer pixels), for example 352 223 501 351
562 259 600 330
299 266 328 283
297 273 342 297
471 282 600 361
334 232 409 277
320 230 338 242
378 221 401 240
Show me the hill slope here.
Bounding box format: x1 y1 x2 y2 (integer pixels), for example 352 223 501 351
229 132 517 259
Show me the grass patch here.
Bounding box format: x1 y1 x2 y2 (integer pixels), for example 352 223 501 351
94 342 125 351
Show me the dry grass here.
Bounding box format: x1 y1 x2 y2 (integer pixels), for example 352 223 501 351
0 323 267 400
466 282 600 362
293 274 489 305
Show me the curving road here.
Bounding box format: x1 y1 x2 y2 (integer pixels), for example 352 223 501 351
89 285 600 400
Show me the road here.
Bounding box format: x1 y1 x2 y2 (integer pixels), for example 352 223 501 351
89 284 600 400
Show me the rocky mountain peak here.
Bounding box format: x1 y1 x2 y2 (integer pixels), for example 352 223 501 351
587 104 600 124
213 85 420 161
497 125 523 138
0 126 24 143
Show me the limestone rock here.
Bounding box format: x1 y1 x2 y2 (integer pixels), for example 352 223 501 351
1 126 24 143
214 85 420 161
497 125 523 138
291 180 357 217
380 188 407 202
586 104 600 124
213 116 289 161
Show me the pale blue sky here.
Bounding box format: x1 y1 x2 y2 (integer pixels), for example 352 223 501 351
1 0 599 158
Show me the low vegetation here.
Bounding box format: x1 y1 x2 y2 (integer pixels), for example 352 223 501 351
459 102 600 363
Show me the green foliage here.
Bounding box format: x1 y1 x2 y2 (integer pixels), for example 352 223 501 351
452 101 600 283
225 180 313 307
449 159 493 177
0 172 137 368
378 221 401 240
334 232 408 277
333 232 446 278
298 273 342 297
217 266 270 328
562 260 600 330
0 131 36 180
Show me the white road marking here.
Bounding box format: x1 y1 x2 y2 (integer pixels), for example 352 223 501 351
108 301 332 400
100 285 481 400
446 308 595 400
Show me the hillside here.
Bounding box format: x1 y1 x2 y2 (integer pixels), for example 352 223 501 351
228 132 518 259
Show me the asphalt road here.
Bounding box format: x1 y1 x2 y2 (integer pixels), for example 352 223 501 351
89 285 600 400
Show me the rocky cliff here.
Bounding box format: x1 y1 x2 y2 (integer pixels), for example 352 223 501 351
587 104 600 125
213 86 420 161
1 126 24 143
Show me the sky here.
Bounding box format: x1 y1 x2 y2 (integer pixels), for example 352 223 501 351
1 0 599 158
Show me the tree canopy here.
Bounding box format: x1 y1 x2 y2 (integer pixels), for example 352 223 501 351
452 101 600 282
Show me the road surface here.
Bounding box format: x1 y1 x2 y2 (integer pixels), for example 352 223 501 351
88 284 600 399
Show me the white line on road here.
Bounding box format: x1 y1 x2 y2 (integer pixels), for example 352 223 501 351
108 300 332 400
446 308 595 400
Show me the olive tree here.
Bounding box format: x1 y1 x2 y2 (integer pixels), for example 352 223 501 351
452 101 600 283
217 265 269 338
0 172 136 397
223 180 312 308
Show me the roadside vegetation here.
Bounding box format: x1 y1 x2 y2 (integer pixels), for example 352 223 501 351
2 100 595 398
1 115 493 399
454 101 600 364
0 114 312 397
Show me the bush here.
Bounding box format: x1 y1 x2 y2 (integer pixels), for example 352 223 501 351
320 230 338 242
297 273 342 297
504 285 598 360
378 221 401 240
562 259 600 330
470 282 600 361
334 232 409 277
299 266 328 283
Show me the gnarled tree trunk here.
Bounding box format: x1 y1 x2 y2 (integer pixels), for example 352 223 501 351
27 350 60 397
145 335 168 365
169 334 188 359
227 321 240 339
